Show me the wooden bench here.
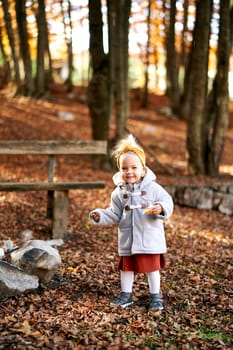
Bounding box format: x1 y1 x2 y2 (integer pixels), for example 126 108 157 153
0 140 107 238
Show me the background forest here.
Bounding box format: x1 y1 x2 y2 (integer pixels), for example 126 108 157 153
0 0 232 175
0 1 232 349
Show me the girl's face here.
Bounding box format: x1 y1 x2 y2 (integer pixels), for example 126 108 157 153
119 152 145 184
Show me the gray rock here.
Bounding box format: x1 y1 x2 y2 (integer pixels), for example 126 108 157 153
57 111 75 120
179 186 213 209
0 248 5 259
11 240 62 284
228 185 233 195
196 188 213 210
20 229 33 242
174 186 186 205
2 239 14 252
218 194 233 215
0 261 39 300
212 192 224 209
218 185 228 193
163 183 233 216
17 248 59 283
183 187 200 207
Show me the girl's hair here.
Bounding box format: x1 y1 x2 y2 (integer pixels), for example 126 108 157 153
112 134 146 168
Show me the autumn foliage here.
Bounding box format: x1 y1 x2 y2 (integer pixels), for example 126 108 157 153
0 88 232 349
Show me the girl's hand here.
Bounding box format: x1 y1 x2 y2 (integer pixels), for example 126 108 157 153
144 204 164 216
151 204 163 216
90 212 100 222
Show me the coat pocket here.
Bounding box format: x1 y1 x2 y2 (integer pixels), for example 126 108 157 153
142 227 166 251
118 227 132 251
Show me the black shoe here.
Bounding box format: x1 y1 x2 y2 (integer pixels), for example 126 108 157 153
110 292 133 308
149 293 164 310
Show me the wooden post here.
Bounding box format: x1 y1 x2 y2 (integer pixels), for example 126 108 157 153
47 155 55 219
52 190 69 238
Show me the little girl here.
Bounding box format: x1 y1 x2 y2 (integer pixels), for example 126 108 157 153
89 134 173 310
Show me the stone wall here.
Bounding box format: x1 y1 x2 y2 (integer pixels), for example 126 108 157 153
164 184 233 216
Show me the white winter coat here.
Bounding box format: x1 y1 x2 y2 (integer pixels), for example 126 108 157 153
89 167 174 256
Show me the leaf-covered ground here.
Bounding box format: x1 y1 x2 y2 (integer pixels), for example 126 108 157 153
0 86 232 349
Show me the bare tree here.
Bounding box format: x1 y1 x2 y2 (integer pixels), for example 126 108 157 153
141 0 152 108
207 0 232 175
35 0 52 97
180 0 189 69
88 0 131 145
110 0 131 141
2 0 21 92
88 0 109 141
0 16 11 85
35 0 47 96
15 0 35 96
186 0 213 174
60 0 73 92
165 0 180 115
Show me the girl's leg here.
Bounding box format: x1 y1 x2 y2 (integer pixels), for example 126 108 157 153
146 270 160 293
146 270 164 310
120 270 134 292
110 271 134 307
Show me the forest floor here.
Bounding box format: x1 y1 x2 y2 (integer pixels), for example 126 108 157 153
0 85 232 349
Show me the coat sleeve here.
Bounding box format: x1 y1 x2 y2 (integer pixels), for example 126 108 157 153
89 189 123 226
154 183 174 219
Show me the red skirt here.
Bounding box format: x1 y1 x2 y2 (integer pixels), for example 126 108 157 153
118 254 166 273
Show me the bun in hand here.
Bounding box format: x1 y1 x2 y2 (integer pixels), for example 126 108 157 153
143 206 153 215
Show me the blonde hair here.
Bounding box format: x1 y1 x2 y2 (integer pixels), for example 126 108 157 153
112 134 146 168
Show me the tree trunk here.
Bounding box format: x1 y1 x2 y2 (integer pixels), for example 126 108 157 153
141 0 152 108
60 0 73 92
180 0 189 69
45 14 53 87
122 0 131 124
88 0 109 141
113 0 131 141
15 0 35 96
0 19 11 84
106 0 115 130
207 0 232 175
186 0 213 174
165 0 180 115
178 0 191 121
2 0 21 92
35 0 48 97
